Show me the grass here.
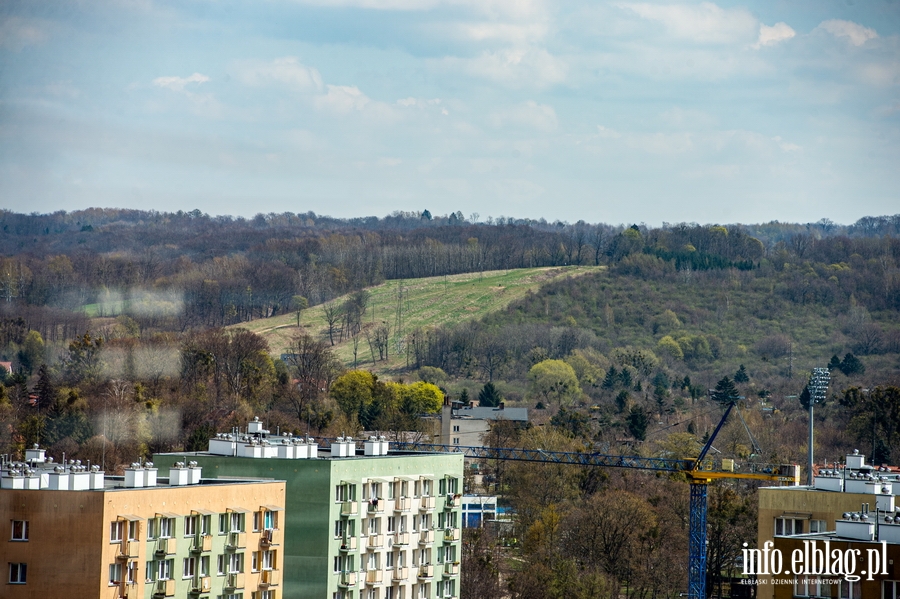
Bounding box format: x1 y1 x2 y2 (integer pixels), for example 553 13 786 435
236 266 601 376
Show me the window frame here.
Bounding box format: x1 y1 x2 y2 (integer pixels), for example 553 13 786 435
9 562 27 584
11 520 28 541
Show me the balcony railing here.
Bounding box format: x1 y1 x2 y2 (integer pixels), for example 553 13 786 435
417 564 434 579
260 569 280 586
190 575 212 593
118 540 139 559
155 537 176 556
418 529 434 545
339 571 357 587
392 532 410 546
394 497 411 512
367 533 385 549
443 528 460 542
225 572 245 589
341 500 359 516
444 495 458 509
367 499 384 514
366 569 384 584
152 578 175 597
261 528 281 547
420 496 436 511
444 562 460 576
340 535 358 551
226 531 246 550
391 567 409 582
191 534 212 553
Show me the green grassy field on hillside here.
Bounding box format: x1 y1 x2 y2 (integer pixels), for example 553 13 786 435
236 266 600 375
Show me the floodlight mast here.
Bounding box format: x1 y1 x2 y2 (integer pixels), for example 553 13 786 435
807 367 831 485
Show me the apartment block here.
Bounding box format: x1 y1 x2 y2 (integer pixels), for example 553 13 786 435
757 450 899 599
1 446 286 599
162 419 464 599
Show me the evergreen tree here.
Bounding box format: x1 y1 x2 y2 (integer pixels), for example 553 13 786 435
828 355 842 372
602 366 618 389
34 364 55 412
840 353 865 376
459 388 470 406
734 364 749 383
711 376 739 403
478 383 500 407
626 405 649 441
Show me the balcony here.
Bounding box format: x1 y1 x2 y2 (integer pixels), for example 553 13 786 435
341 500 358 516
190 575 212 594
226 531 246 550
117 540 139 559
394 497 411 512
443 528 460 542
417 564 434 579
191 534 212 553
155 537 177 556
260 569 280 587
365 569 384 585
225 572 245 589
339 571 357 588
391 567 409 582
418 529 434 545
420 496 435 511
339 535 358 552
261 528 281 547
444 495 458 509
392 532 410 546
367 499 384 514
152 579 175 597
367 533 385 549
444 562 460 576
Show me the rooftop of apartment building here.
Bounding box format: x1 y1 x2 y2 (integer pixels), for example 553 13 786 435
1 444 283 492
763 450 900 495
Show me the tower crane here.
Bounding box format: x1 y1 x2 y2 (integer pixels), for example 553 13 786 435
390 401 800 599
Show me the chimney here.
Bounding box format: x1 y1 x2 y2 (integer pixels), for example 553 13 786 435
499 402 505 410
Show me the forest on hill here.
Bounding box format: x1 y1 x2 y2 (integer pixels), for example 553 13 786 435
2 208 900 598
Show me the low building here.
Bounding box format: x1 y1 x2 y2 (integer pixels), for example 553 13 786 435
0 445 286 599
757 450 899 599
162 418 464 599
431 402 529 447
460 495 497 528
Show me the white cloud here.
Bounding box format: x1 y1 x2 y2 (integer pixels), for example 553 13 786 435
754 22 795 49
152 73 210 92
773 136 800 152
490 101 558 132
315 85 371 112
233 57 323 91
444 46 566 88
618 2 758 44
819 19 878 46
455 21 549 44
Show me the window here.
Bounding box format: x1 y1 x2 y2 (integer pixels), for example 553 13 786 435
185 515 198 537
11 520 28 541
422 480 431 497
253 511 263 532
445 546 456 563
810 519 827 533
257 592 275 599
228 553 244 574
884 580 900 599
9 563 27 584
369 518 380 535
158 559 173 580
386 552 394 569
200 556 210 577
201 515 211 536
252 551 260 573
335 520 346 538
220 514 228 534
109 563 123 585
385 587 394 599
217 594 243 599
262 550 274 571
218 554 227 576
110 521 124 543
336 483 356 502
437 547 444 564
387 517 396 534
183 557 196 579
452 425 459 432
453 438 459 445
146 560 156 582
774 517 804 536
128 520 140 541
230 512 245 533
439 479 446 495
159 517 174 538
264 511 276 530
126 561 138 584
334 555 353 574
447 478 458 495
839 579 860 599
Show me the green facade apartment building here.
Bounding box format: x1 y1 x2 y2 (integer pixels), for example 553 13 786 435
160 420 464 599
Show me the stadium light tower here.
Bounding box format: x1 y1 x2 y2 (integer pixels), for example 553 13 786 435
807 367 831 485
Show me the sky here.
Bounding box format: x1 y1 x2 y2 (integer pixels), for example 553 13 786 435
0 0 898 226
